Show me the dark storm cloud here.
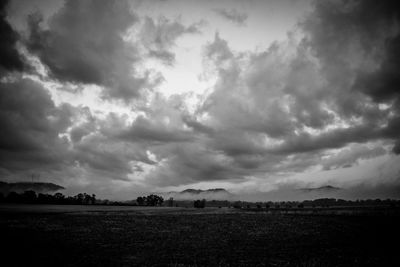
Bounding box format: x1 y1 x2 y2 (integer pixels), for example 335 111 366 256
204 0 400 156
203 35 296 139
303 0 400 102
26 0 156 100
65 94 199 181
0 0 26 74
321 144 386 171
146 143 244 186
3 0 400 193
270 124 381 154
0 78 73 171
69 107 96 144
299 0 400 153
182 115 215 135
214 8 248 26
140 16 202 65
119 115 193 144
355 34 400 102
209 130 267 157
156 0 400 186
139 34 323 186
72 134 153 180
393 140 400 155
0 77 152 181
65 110 157 179
110 94 195 145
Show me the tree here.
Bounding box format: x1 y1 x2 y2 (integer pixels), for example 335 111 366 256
83 193 92 204
75 193 84 204
6 192 21 203
54 192 65 204
194 199 206 208
166 197 174 207
22 190 37 203
136 196 145 206
145 194 164 206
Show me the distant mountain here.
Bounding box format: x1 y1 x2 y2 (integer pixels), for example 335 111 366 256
163 188 234 200
181 188 229 194
180 189 204 194
0 181 65 194
299 185 341 192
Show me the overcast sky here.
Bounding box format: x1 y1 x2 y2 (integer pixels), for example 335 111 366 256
1 0 400 200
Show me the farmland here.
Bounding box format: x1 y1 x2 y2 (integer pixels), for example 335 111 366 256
1 204 399 266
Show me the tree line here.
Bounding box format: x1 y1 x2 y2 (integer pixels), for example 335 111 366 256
136 194 164 206
233 198 400 209
1 191 398 208
0 191 96 205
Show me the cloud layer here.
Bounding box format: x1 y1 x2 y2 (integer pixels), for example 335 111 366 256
1 0 399 199
0 0 26 74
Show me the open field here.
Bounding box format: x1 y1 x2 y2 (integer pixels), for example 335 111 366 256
1 204 399 266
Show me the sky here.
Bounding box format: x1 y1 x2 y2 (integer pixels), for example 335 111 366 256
1 0 400 200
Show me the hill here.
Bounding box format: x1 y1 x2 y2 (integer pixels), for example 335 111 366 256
163 188 234 200
0 181 64 194
299 185 341 192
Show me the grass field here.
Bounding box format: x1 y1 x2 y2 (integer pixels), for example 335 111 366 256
1 204 399 266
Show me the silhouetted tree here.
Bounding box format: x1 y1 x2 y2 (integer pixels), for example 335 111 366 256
136 196 145 206
6 192 20 203
145 194 164 206
53 192 65 204
167 197 174 207
75 193 84 204
1 191 96 205
22 190 37 203
194 199 206 208
83 193 92 204
38 193 48 203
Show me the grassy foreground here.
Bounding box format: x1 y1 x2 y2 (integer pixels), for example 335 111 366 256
0 205 399 266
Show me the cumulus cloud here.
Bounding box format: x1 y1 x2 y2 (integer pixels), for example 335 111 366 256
26 0 158 100
207 0 400 155
214 8 248 26
298 0 400 152
137 7 400 187
321 144 387 170
168 0 400 187
1 0 400 198
72 133 151 181
0 78 151 183
0 0 26 74
139 16 202 65
146 143 242 186
302 0 400 101
119 115 193 144
117 94 195 144
204 32 234 65
0 78 73 173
